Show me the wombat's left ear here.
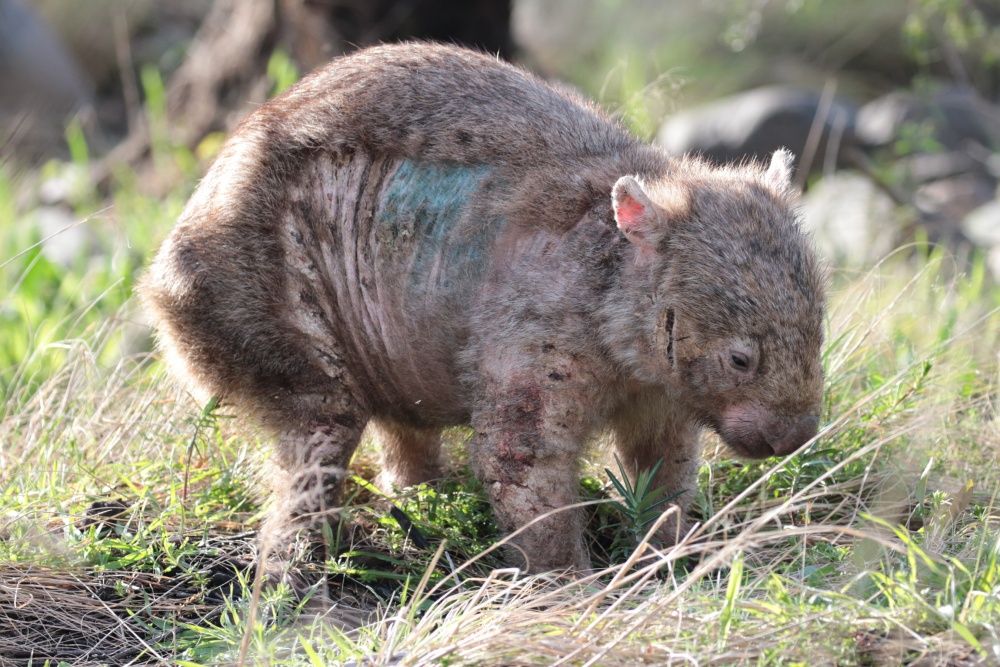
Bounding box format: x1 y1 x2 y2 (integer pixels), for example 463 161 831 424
766 149 795 191
613 175 682 253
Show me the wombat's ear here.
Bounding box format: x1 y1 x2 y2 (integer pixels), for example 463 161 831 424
613 175 670 252
766 149 795 191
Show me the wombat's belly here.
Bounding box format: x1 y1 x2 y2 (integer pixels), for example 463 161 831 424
279 151 506 424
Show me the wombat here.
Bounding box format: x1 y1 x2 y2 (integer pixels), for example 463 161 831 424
141 43 826 573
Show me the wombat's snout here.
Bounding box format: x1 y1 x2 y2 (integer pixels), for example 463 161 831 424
721 405 819 459
764 414 819 457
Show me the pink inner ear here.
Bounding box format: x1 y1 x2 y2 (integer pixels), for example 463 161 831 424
615 197 645 231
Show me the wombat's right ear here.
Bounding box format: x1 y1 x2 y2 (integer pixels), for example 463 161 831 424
766 149 795 191
613 175 679 253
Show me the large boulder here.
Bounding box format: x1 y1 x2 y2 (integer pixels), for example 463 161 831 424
657 86 858 175
856 87 1000 153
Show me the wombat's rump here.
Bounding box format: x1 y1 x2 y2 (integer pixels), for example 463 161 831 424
142 43 826 572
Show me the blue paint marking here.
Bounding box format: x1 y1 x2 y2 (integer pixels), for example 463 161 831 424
377 160 502 292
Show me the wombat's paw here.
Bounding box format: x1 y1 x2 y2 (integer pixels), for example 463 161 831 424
278 496 344 537
373 464 442 494
650 507 693 550
372 470 404 495
504 536 593 575
253 537 332 601
280 459 347 520
264 478 345 556
260 511 344 570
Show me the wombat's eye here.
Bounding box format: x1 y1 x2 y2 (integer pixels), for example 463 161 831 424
730 352 750 372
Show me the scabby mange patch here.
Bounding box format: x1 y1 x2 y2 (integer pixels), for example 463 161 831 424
377 159 500 294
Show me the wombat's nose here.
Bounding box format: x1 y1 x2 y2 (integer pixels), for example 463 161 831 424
768 415 819 456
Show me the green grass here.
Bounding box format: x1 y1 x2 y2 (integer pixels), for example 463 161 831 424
2 54 999 667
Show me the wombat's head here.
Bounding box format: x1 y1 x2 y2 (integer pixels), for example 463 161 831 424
612 150 825 459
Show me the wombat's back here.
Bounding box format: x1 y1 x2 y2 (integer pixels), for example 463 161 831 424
272 42 641 167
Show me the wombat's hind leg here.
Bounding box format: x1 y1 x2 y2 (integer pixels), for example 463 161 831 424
263 391 370 544
371 418 443 491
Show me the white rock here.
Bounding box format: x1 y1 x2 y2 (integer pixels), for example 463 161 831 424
799 171 898 267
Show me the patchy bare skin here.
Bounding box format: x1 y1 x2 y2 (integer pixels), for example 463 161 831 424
142 43 826 573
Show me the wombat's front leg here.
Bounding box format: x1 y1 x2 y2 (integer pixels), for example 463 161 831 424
469 349 604 573
610 395 702 547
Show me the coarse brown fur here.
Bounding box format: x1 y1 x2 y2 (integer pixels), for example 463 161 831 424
141 43 826 573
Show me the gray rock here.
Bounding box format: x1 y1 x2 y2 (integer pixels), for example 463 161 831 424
896 151 992 184
962 198 1000 281
799 171 898 266
856 87 1000 152
916 173 997 225
657 86 857 175
35 205 88 268
962 198 1000 247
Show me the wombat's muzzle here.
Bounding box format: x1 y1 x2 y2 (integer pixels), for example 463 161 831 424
764 414 819 457
720 405 820 459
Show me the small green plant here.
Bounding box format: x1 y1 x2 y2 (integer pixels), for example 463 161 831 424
605 454 684 560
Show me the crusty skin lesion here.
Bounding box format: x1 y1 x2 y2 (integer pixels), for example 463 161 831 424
141 43 827 573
